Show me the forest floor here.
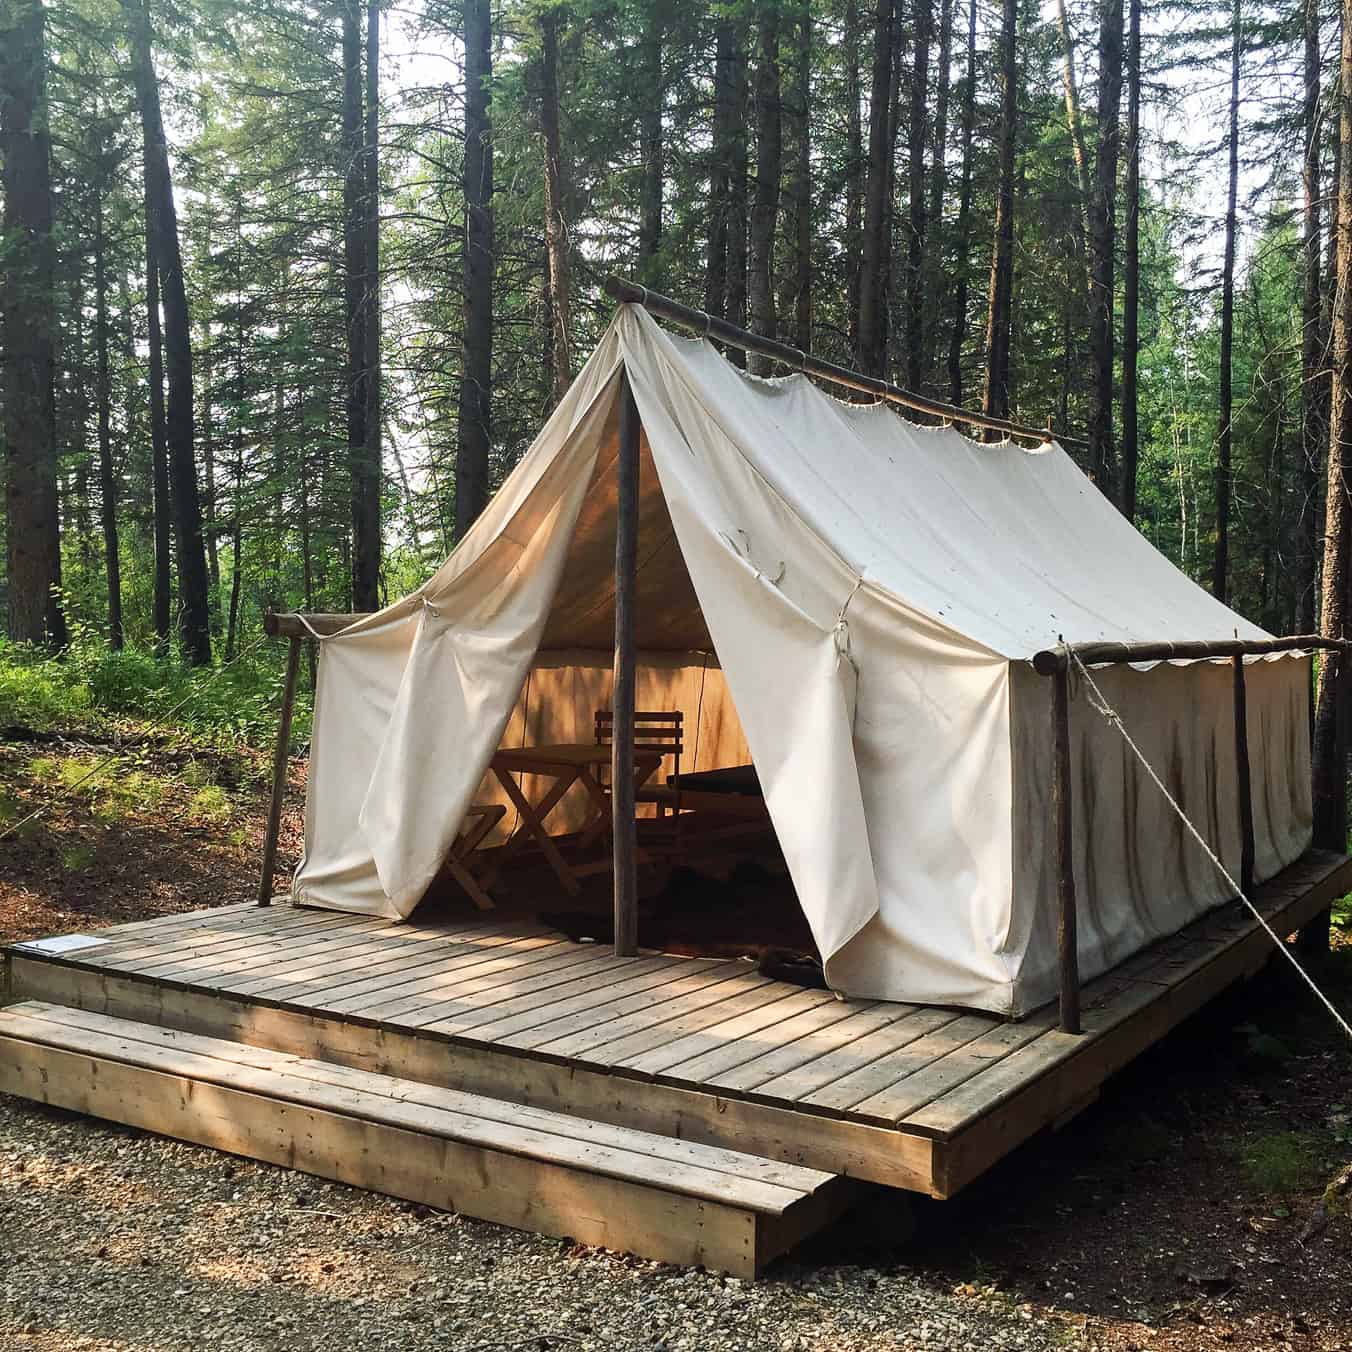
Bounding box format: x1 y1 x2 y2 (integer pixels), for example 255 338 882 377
1 736 1351 1352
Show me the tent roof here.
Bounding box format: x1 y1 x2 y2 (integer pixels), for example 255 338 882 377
605 310 1269 661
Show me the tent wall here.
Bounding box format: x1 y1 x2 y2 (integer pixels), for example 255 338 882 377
1008 654 1313 1014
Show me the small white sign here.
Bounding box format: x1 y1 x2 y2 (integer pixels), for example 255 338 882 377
13 934 109 955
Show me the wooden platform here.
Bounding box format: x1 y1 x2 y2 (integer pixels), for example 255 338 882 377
4 849 1349 1212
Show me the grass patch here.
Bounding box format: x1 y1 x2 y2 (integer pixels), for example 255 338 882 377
187 785 233 825
1236 1130 1329 1195
59 842 98 872
0 634 308 765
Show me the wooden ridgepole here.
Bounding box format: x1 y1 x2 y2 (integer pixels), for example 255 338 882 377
258 635 303 906
612 371 640 957
1052 660 1081 1034
1232 654 1255 896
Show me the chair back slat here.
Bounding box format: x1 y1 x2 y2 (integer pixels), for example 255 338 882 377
595 709 683 756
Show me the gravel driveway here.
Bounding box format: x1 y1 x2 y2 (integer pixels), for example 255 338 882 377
0 1093 1081 1352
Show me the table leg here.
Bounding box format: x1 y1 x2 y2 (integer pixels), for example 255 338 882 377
493 767 583 896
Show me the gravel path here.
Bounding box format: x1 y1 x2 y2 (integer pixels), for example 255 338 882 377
0 1093 1083 1352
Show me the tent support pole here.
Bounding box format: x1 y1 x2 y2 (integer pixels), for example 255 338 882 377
612 370 640 957
603 274 1085 449
258 635 303 906
1233 656 1255 896
1052 663 1081 1034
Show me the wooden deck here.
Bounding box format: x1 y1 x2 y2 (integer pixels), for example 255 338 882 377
5 848 1350 1201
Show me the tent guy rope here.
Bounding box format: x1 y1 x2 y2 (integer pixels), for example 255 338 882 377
1068 649 1352 1044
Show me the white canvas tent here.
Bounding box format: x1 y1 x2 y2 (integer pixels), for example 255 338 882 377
292 303 1312 1017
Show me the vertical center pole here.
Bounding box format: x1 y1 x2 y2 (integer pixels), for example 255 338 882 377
1052 660 1081 1034
258 634 303 906
1232 654 1255 896
612 370 640 957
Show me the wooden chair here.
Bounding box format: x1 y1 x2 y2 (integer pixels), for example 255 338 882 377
440 802 507 910
593 710 684 854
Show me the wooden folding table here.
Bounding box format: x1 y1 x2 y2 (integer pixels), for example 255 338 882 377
488 744 662 895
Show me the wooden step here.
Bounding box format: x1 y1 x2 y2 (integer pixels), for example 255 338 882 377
0 1001 850 1277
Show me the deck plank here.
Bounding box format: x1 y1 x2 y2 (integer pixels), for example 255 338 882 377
621 987 839 1081
472 960 752 1048
751 1008 960 1104
408 951 681 1035
261 926 556 1009
227 918 537 999
595 980 804 1069
847 1016 1054 1122
798 1014 1000 1118
703 1002 922 1095
80 906 352 969
312 933 573 1015
668 996 868 1087
518 965 770 1057
93 910 378 978
359 946 676 1016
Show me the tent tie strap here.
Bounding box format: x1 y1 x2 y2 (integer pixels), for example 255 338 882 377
1068 650 1352 1045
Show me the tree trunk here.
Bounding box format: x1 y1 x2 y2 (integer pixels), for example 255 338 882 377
457 0 494 536
748 2 782 372
982 0 1017 423
706 17 736 320
1212 0 1240 603
540 6 572 402
1311 0 1352 878
845 0 863 355
351 0 381 610
1088 0 1125 496
1 0 67 648
93 188 122 650
71 281 93 570
198 205 219 623
858 0 895 376
726 13 750 363
948 0 978 405
791 1 812 353
342 0 364 606
124 0 210 665
903 0 932 391
1298 0 1324 634
925 0 953 381
145 207 172 646
637 2 664 276
1055 0 1093 271
1120 0 1142 519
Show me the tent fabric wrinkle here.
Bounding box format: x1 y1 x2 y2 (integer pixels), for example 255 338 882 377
293 304 1313 1017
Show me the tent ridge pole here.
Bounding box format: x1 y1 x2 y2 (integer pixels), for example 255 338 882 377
602 273 1085 450
612 368 640 957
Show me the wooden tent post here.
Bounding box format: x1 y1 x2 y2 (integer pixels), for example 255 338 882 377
1233 655 1255 896
1052 662 1081 1034
258 634 303 906
612 371 640 956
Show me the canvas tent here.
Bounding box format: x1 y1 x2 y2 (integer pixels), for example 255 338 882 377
292 303 1312 1018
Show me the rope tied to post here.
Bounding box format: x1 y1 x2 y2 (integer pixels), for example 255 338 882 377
1068 650 1352 1045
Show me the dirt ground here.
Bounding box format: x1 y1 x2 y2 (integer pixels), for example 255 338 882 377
2 739 1351 1352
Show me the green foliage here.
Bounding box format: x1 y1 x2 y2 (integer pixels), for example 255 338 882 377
187 784 233 824
1236 1130 1328 1196
0 634 309 754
